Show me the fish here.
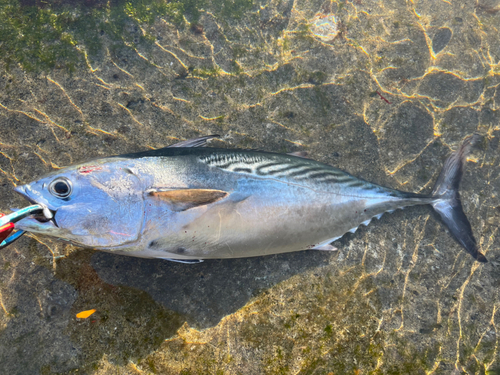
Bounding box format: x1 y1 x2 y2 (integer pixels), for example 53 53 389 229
13 134 486 263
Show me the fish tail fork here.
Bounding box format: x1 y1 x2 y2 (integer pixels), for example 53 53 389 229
431 135 486 262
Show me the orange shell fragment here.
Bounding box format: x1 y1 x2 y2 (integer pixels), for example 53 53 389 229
76 309 96 319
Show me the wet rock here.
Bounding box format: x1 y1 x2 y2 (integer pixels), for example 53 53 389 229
432 28 452 54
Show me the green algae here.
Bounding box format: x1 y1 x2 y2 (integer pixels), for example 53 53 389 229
0 0 254 72
191 67 222 79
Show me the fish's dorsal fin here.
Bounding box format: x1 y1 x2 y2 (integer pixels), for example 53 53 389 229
166 135 220 148
147 188 228 211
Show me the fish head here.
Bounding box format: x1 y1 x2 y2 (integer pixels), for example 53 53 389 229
14 160 145 249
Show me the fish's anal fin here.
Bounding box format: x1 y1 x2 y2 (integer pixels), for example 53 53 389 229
166 135 220 148
311 235 342 251
160 258 204 264
148 188 229 211
312 244 338 251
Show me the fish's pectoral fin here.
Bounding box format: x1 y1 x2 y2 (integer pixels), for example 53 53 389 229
148 188 229 211
166 135 220 148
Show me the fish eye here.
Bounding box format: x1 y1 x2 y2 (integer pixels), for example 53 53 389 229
49 178 72 198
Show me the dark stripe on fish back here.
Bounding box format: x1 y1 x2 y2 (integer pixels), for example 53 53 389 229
344 181 366 188
255 162 293 174
198 152 371 187
305 172 348 180
233 167 253 173
263 164 311 175
287 167 329 178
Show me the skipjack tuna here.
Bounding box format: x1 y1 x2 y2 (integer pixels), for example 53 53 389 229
10 135 486 263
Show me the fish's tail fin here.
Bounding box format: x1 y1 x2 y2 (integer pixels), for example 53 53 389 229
431 135 486 262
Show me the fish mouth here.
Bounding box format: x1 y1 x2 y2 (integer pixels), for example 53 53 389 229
30 210 56 224
14 185 58 227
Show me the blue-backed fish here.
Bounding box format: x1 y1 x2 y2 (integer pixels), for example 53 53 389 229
13 135 486 263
